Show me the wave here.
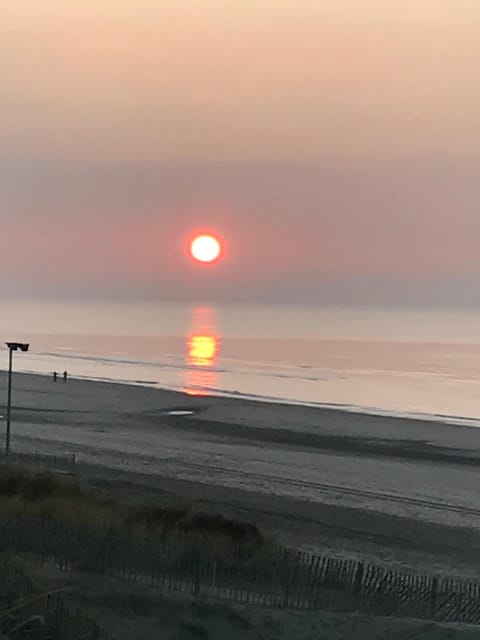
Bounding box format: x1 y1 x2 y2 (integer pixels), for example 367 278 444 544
33 350 332 382
160 382 480 428
18 347 480 430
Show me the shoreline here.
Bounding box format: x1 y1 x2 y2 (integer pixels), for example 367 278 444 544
4 371 480 468
14 368 480 430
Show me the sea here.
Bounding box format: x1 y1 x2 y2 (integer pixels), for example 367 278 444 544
2 300 480 427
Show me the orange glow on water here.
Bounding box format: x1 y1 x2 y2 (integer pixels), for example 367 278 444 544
183 306 219 395
188 334 218 365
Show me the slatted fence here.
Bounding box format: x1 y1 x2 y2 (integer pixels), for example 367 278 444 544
0 557 114 639
2 452 76 476
1 515 479 623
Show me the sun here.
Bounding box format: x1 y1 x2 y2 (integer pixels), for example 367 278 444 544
190 234 222 263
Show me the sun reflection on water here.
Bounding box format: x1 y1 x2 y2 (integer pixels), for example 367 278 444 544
184 307 219 396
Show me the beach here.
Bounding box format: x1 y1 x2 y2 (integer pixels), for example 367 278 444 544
3 371 480 580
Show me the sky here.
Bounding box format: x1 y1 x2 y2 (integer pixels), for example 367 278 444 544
1 1 479 306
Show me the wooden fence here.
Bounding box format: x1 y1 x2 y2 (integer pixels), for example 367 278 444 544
1 514 480 624
0 557 114 639
2 452 76 476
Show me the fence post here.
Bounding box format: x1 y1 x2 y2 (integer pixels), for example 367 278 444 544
430 577 438 620
282 552 294 609
456 591 464 622
353 561 364 595
193 551 201 595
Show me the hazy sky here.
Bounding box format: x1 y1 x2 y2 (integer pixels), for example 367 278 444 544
1 1 479 305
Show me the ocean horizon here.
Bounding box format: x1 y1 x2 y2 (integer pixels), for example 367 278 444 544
2 300 480 426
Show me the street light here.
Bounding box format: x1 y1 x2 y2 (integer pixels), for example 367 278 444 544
5 342 29 456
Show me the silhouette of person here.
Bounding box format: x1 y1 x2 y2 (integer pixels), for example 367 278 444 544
53 371 57 382
63 371 68 382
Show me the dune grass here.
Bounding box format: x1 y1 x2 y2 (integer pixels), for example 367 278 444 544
0 463 265 549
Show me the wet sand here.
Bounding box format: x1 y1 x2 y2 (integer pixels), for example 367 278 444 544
3 371 480 579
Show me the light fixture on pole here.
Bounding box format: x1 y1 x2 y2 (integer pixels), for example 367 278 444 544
5 342 29 457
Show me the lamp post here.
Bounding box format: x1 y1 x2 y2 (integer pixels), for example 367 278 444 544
5 342 29 457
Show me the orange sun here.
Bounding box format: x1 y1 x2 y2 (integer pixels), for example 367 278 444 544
190 234 222 263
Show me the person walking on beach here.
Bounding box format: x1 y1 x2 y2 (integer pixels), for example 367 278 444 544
53 371 57 382
63 371 68 382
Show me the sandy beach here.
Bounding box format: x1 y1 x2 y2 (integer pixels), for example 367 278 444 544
3 371 480 581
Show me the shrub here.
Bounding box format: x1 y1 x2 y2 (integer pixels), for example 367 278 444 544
0 463 269 555
187 513 264 545
125 505 188 532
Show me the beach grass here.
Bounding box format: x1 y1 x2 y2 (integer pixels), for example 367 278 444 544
0 463 265 549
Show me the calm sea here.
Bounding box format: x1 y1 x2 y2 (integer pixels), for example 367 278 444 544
2 300 480 425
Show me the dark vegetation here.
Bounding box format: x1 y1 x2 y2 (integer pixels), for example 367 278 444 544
0 462 268 638
0 557 112 639
0 463 265 549
3 464 480 636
